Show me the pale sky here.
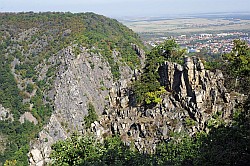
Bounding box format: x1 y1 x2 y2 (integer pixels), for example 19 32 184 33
0 0 249 18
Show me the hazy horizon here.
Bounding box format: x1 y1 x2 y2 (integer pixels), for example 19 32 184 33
0 0 249 19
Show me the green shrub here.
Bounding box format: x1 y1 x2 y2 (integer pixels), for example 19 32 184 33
84 103 98 129
133 40 184 105
26 83 34 93
184 117 196 127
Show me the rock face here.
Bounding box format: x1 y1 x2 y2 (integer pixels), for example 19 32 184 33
29 149 44 166
19 112 38 125
131 43 145 66
0 104 13 121
53 47 113 130
96 56 243 153
29 46 114 165
29 55 243 165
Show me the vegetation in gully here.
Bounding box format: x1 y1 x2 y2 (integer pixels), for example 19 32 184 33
0 12 249 165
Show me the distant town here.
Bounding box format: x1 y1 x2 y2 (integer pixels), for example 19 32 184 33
122 14 250 55
146 32 250 55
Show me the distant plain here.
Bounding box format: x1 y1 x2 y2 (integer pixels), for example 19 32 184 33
120 13 250 36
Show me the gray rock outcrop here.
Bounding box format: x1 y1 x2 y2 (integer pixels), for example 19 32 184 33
19 112 38 125
96 56 243 153
0 104 13 121
28 54 244 164
29 46 114 165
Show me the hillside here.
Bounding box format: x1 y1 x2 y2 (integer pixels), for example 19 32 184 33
0 12 145 165
0 12 249 166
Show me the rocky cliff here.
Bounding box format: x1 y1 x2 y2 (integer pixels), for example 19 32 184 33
28 55 244 165
95 56 244 154
0 12 245 165
0 104 13 121
0 12 146 165
28 46 113 165
28 44 145 165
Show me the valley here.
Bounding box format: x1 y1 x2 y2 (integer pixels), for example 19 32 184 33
0 12 249 166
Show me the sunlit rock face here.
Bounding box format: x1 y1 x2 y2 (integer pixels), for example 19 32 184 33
29 55 244 165
98 56 243 154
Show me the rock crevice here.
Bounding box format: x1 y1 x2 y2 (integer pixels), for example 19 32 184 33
29 56 244 165
97 56 243 153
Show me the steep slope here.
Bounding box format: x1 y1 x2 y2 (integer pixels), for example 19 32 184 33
29 46 115 165
48 51 249 166
0 12 247 166
97 56 245 153
0 12 144 165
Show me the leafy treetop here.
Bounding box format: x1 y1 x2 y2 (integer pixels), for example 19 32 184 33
223 39 250 77
133 39 185 105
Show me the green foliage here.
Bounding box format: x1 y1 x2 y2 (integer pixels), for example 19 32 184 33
133 40 184 105
184 117 196 127
156 103 250 165
144 86 166 104
15 62 37 79
223 39 250 77
203 60 223 70
50 133 105 166
0 47 50 164
156 133 204 165
222 39 250 93
51 101 250 166
46 66 57 78
0 57 24 117
102 136 137 166
192 48 223 71
88 61 95 69
110 62 120 80
26 83 34 93
0 120 40 165
206 111 225 129
84 103 98 129
72 45 81 56
51 134 153 166
0 12 143 81
79 12 143 79
2 12 249 166
4 160 17 166
156 39 186 64
194 126 249 165
0 12 144 164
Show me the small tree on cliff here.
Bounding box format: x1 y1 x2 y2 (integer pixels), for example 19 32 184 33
223 39 250 92
133 40 185 105
223 39 250 77
84 102 98 129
